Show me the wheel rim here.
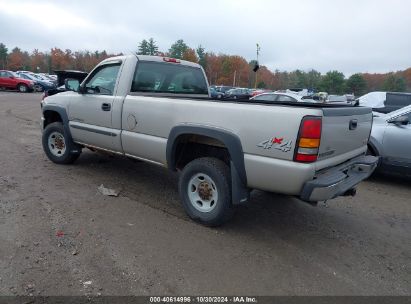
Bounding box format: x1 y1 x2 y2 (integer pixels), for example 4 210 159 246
48 131 66 157
187 173 218 213
19 85 27 92
34 85 44 92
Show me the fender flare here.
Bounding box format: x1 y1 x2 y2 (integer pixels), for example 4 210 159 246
167 125 246 183
42 105 80 154
167 125 250 205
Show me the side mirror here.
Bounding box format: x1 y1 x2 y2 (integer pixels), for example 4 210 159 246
389 115 409 126
9 75 15 79
64 78 80 92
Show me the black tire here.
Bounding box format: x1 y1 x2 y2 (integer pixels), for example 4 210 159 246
179 157 234 226
17 84 28 93
36 85 45 92
42 122 81 164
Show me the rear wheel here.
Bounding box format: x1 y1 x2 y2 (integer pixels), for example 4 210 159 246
42 122 81 164
179 157 234 226
18 84 28 93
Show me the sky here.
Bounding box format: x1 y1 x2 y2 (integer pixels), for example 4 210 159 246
0 0 410 75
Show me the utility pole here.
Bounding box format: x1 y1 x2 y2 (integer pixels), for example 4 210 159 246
233 70 237 87
254 43 261 89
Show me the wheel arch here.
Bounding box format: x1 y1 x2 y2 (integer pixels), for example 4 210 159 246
167 125 246 183
42 105 74 144
167 125 250 205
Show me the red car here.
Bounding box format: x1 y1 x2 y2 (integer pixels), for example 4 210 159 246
0 70 35 92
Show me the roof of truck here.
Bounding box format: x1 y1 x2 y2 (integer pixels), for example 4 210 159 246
99 54 202 69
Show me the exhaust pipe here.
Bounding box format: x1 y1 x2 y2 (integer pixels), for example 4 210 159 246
343 188 357 197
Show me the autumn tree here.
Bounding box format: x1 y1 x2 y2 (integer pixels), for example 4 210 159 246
7 47 25 71
182 48 198 63
30 49 47 72
346 73 367 96
169 39 188 59
0 43 8 69
362 73 386 92
402 68 411 90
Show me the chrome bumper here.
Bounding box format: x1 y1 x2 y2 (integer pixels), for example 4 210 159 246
300 155 378 202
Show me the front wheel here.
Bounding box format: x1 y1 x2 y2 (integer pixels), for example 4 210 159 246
42 122 81 164
179 157 234 226
18 84 28 93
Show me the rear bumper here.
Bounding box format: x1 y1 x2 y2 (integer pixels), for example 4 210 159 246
300 155 378 202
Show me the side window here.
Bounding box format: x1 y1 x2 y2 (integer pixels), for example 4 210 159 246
253 94 276 102
387 94 411 107
131 61 208 95
0 71 5 78
84 64 121 95
276 95 297 102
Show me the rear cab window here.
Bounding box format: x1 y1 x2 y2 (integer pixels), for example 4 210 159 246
130 61 208 97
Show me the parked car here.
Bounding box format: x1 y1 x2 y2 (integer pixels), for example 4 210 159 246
16 72 56 92
368 105 411 176
250 92 309 103
209 87 224 99
214 85 234 96
356 91 411 113
0 70 35 92
33 73 58 85
251 89 272 97
224 88 252 100
40 55 377 226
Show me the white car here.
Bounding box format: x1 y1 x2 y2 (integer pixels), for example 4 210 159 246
250 92 314 103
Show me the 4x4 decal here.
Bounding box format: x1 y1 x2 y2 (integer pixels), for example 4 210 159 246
257 137 292 152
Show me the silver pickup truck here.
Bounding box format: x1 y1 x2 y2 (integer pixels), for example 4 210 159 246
40 55 378 226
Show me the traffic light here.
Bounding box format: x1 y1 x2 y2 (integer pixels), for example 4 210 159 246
253 63 260 72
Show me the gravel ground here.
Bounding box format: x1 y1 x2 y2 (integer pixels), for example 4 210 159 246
0 92 410 296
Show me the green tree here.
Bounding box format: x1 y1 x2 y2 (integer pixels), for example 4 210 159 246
196 45 206 69
346 73 367 96
288 69 307 88
382 74 406 92
0 43 8 69
147 38 159 55
137 39 149 55
319 70 346 94
257 81 266 88
306 69 322 89
168 39 188 59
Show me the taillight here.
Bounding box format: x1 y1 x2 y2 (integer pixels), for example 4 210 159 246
163 57 180 63
294 116 322 163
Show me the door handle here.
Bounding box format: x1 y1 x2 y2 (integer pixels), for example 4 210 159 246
349 119 358 130
101 103 111 111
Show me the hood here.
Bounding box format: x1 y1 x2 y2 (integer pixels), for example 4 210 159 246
357 91 386 108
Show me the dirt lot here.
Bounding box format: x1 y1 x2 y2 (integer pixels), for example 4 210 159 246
0 92 410 296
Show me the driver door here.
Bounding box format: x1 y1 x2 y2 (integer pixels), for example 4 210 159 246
68 62 121 151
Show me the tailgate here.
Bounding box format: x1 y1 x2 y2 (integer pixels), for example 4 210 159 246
318 107 372 161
